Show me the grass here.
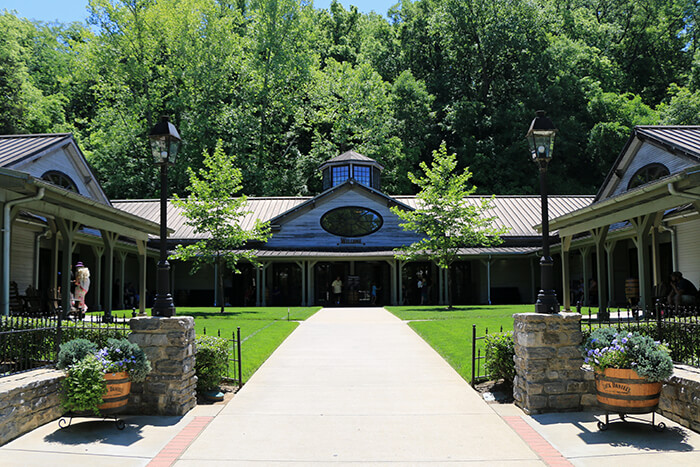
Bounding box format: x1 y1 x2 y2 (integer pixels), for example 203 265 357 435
179 306 321 383
385 304 533 382
89 306 321 383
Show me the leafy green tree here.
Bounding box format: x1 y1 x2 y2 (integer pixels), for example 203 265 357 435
392 142 506 308
172 141 271 312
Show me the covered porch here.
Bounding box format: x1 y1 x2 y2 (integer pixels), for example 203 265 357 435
0 168 161 318
548 166 700 313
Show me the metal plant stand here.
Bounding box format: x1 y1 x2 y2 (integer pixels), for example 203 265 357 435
59 412 126 430
597 411 665 432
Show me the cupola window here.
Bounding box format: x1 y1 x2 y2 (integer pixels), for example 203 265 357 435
331 166 349 187
353 165 370 186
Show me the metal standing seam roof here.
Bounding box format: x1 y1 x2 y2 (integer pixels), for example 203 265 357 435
113 195 593 240
392 195 594 236
0 134 72 167
636 126 700 160
112 197 312 240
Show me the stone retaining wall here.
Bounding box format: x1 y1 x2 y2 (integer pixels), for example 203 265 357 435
656 364 700 431
0 369 64 445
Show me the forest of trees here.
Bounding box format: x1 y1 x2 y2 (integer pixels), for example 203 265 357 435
2 0 700 199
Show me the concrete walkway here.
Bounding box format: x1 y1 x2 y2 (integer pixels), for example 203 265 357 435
3 307 700 466
176 306 542 465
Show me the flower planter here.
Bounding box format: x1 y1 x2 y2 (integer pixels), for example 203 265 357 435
98 371 131 414
595 368 662 414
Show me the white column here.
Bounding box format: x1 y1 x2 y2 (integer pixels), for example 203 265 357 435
560 236 571 311
605 240 617 305
581 247 591 306
631 214 655 310
136 240 147 315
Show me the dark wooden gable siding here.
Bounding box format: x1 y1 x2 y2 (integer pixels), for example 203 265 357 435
266 186 424 249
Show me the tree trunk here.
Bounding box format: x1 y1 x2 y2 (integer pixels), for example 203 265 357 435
218 257 225 313
447 265 454 310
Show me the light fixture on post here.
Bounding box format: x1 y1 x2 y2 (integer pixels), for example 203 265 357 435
526 110 560 314
148 116 181 317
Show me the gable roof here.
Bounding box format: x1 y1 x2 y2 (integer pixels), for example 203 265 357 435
596 126 700 201
266 179 413 227
0 133 72 167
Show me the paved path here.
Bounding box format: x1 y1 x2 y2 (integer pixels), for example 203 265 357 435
175 307 542 465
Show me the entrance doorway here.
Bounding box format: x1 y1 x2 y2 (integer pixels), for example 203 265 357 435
313 261 390 306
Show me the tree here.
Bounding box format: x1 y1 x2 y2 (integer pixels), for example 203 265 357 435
391 142 506 308
171 140 271 312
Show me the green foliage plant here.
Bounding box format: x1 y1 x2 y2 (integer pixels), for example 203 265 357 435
61 353 107 415
172 140 271 312
391 142 507 308
582 328 673 382
484 331 515 388
195 335 229 392
57 338 98 370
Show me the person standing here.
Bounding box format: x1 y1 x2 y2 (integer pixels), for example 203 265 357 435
332 276 343 305
74 261 91 315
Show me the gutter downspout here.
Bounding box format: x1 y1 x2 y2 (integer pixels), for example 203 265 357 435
3 188 45 315
658 225 678 271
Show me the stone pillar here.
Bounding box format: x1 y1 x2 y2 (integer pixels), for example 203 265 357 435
128 316 197 416
513 312 593 414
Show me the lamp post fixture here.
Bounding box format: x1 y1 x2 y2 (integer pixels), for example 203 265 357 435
527 110 560 314
148 116 181 317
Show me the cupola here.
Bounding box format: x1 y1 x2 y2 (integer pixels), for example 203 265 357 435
319 150 384 191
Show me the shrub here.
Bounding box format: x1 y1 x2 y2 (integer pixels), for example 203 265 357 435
484 332 515 387
57 338 98 370
61 354 107 415
195 335 229 392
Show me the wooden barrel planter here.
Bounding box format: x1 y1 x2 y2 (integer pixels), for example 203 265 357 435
624 278 640 306
98 371 131 414
595 368 662 414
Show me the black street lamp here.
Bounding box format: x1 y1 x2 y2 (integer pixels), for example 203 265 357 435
527 110 560 314
148 116 181 317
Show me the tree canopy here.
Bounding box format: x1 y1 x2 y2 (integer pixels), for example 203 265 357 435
2 0 699 198
391 142 506 307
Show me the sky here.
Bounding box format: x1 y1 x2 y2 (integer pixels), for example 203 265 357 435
2 0 398 24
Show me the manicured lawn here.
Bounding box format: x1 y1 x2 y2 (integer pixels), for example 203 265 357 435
385 305 530 383
179 307 321 382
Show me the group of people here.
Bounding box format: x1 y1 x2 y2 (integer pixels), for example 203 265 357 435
70 261 90 314
666 271 698 306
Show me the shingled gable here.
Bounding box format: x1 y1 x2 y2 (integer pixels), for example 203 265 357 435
267 178 413 229
0 133 110 206
596 126 700 202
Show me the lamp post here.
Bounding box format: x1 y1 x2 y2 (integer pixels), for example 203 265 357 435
148 116 181 317
527 110 560 314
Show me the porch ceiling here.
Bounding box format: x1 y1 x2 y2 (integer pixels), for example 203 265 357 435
548 166 700 238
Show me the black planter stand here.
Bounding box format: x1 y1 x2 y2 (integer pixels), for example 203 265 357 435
59 411 125 430
597 411 665 432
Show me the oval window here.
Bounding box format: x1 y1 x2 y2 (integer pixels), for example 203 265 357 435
320 206 383 237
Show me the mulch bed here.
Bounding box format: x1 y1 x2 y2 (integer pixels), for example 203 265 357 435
473 379 514 403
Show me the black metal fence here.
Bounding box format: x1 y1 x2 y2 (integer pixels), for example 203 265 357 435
202 326 243 386
470 324 504 387
583 303 700 368
0 314 131 377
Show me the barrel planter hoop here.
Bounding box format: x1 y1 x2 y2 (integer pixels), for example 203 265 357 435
595 368 661 414
98 371 131 414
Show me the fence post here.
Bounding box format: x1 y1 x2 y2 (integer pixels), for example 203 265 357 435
471 324 476 388
237 326 242 386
